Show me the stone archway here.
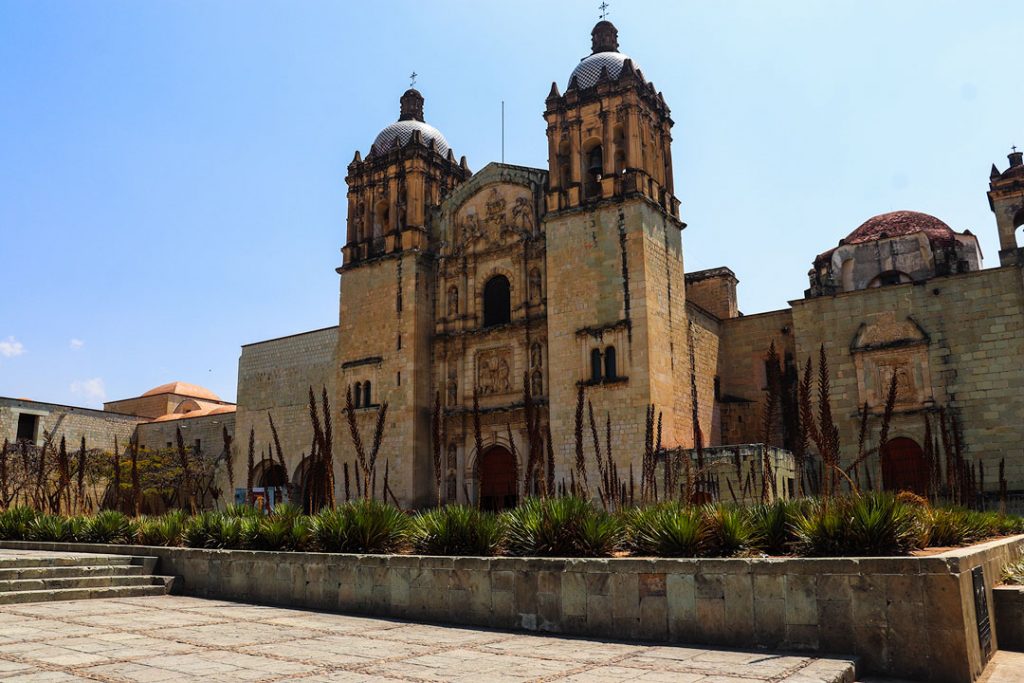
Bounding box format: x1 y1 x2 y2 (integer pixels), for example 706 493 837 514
293 456 330 514
478 446 517 511
881 437 928 496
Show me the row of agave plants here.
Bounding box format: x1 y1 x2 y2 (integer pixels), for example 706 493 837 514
0 493 1021 558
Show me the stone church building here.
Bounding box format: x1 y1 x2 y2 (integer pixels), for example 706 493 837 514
5 20 1024 511
228 20 1024 510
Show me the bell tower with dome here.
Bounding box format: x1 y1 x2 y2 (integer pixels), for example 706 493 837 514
543 20 698 476
335 88 470 506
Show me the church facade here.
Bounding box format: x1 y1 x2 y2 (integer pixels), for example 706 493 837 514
226 20 1024 510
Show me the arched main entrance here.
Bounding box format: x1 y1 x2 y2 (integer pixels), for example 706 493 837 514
881 437 928 496
294 456 331 514
252 460 288 510
478 446 517 511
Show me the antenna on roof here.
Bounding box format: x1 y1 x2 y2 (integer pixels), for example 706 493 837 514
599 1 609 19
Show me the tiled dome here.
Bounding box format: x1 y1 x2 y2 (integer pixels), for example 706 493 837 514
371 120 450 157
569 51 637 90
844 211 956 246
369 88 451 158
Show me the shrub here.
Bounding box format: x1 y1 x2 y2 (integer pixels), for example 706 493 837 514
502 497 623 557
312 499 411 553
0 507 38 540
182 511 219 548
846 493 923 555
793 499 850 557
27 514 72 542
926 508 987 547
702 504 755 557
626 503 703 557
1003 557 1024 585
224 503 263 519
85 510 131 543
412 505 502 556
746 500 800 555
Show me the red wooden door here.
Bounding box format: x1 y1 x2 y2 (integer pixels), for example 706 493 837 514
479 446 517 511
881 437 928 496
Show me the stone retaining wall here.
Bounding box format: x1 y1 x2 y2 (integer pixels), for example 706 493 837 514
994 585 1024 652
4 535 1022 683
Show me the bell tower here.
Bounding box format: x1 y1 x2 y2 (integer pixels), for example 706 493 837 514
336 89 470 506
988 148 1024 267
542 21 695 490
543 20 678 216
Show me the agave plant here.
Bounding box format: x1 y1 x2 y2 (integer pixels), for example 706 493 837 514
793 499 849 557
502 497 623 557
702 504 754 557
846 493 923 556
182 511 219 548
27 514 71 542
746 500 801 555
312 499 411 553
85 510 131 543
626 503 703 557
412 505 502 556
0 506 38 540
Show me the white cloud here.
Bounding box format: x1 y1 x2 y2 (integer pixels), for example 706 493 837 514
69 338 85 350
0 336 24 358
70 377 106 406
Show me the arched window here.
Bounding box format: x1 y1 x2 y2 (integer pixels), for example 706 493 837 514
483 275 511 327
363 381 372 407
373 201 389 238
584 142 603 200
604 346 617 380
532 369 543 397
354 382 362 409
590 348 603 382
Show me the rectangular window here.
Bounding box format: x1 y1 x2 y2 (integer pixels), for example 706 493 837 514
16 413 37 442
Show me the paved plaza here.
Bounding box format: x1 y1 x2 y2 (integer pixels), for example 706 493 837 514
0 595 859 682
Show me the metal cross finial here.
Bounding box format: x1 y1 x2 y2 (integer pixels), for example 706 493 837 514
1013 145 1018 153
409 71 417 88
599 2 609 19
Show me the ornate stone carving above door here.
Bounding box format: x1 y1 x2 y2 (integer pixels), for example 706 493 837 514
851 313 933 409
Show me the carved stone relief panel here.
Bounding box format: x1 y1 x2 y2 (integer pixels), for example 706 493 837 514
851 313 932 409
476 347 513 396
452 184 535 255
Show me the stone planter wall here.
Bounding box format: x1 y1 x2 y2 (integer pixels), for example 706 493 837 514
994 585 1024 652
3 535 1022 683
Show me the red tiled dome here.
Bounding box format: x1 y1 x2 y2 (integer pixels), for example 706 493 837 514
843 211 956 246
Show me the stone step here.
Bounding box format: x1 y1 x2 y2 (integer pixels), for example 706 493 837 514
0 555 136 569
0 564 149 580
0 582 174 605
0 574 168 592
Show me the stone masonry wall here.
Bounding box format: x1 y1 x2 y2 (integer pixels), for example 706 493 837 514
0 398 140 453
791 265 1024 491
716 309 795 445
233 326 338 498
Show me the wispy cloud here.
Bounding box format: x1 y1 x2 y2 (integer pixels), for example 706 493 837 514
70 377 106 406
69 338 85 350
0 336 24 358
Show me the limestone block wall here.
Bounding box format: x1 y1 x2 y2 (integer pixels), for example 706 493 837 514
685 267 738 320
545 197 690 492
716 309 795 445
0 397 140 452
790 266 1024 491
233 326 338 496
686 303 720 446
135 413 236 461
336 251 435 508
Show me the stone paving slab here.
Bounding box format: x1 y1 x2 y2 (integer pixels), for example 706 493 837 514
0 595 856 682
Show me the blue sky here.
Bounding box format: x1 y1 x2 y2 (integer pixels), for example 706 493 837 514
2 1 1022 407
